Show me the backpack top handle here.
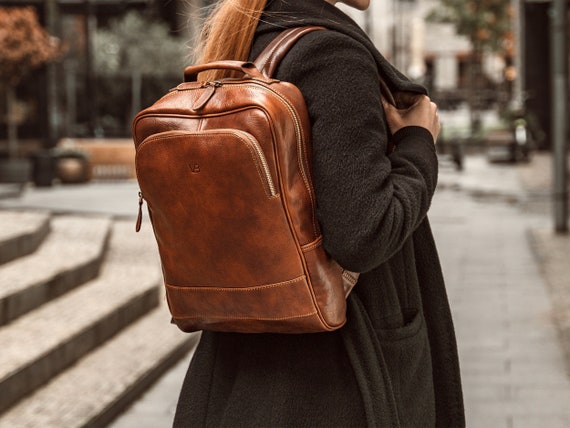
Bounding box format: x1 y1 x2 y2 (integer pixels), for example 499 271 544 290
184 61 266 82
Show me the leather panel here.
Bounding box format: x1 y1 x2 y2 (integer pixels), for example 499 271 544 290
136 131 304 287
302 237 348 329
165 275 328 333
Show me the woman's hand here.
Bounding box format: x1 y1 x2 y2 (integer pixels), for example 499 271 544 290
382 94 440 143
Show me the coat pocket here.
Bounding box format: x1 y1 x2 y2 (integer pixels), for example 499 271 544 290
375 309 436 427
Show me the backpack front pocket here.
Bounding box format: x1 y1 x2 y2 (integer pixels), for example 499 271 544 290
136 129 277 198
135 129 305 289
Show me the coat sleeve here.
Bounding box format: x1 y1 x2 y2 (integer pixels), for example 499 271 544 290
275 31 439 273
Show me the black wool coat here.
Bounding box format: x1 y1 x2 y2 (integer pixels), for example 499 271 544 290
174 1 465 427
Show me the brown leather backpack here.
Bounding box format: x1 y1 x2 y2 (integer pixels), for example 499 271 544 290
133 27 359 334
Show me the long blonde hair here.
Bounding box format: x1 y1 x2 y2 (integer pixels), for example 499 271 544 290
196 0 267 81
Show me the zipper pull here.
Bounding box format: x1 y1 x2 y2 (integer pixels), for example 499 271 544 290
135 191 144 232
192 81 222 112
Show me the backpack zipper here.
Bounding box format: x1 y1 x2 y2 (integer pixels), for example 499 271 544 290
136 191 144 232
175 80 312 209
253 83 318 237
234 130 277 196
198 81 318 236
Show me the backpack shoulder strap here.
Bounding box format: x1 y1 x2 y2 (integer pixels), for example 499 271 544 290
253 26 397 107
253 26 326 78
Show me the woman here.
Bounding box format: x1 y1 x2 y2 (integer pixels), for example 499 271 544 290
174 0 464 426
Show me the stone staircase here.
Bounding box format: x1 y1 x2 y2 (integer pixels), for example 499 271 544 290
0 210 198 427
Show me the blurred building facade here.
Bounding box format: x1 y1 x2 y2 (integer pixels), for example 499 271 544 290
0 0 567 152
343 0 569 149
0 0 200 153
340 0 513 110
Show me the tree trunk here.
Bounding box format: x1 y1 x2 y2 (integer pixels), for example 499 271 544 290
130 70 142 132
6 86 18 159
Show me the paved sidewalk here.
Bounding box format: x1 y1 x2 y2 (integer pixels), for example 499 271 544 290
0 181 139 218
106 155 570 427
431 189 570 427
110 349 196 428
1 153 569 427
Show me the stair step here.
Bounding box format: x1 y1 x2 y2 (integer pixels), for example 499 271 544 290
0 220 162 414
0 211 50 265
0 215 111 326
0 307 198 428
